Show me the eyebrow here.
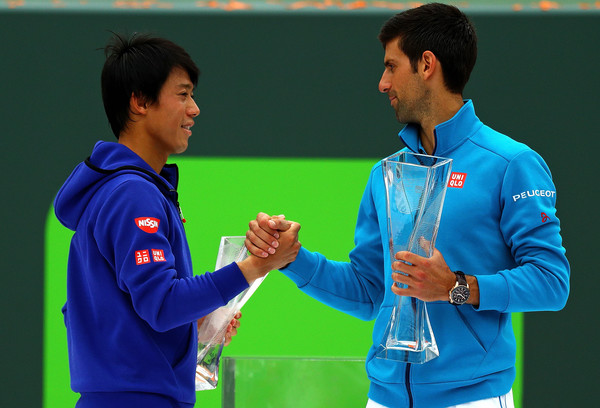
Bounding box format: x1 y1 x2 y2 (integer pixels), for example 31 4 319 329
178 83 194 90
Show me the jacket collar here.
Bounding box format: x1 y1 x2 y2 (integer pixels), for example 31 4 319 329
87 141 179 190
398 99 483 156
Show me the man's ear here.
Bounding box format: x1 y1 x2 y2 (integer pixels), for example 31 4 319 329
419 50 438 80
129 92 149 116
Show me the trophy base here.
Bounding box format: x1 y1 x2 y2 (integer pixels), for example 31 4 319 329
375 296 439 364
196 362 219 391
375 339 439 364
196 340 225 391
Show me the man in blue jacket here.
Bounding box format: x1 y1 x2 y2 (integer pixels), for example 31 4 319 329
54 33 301 408
245 3 569 408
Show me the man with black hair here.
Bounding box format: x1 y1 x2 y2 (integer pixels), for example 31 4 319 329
246 3 569 408
54 33 301 408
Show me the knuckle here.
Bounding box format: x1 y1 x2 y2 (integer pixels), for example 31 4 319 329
414 270 426 281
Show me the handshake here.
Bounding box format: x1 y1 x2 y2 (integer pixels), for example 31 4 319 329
236 212 302 284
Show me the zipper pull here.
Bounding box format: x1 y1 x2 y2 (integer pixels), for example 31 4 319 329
177 202 186 223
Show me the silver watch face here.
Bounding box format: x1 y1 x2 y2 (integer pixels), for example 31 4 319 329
451 286 470 304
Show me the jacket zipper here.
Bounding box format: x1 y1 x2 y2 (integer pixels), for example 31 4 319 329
170 189 186 224
406 363 413 408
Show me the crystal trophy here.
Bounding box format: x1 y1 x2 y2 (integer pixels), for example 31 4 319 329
376 151 452 364
195 236 268 390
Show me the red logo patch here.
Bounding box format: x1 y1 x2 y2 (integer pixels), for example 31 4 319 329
541 212 550 223
135 250 150 265
448 172 467 188
152 249 166 262
135 217 160 233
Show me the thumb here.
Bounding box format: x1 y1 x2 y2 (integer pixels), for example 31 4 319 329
268 215 292 231
418 236 433 257
287 221 302 234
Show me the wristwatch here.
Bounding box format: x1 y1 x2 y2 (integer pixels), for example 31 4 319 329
449 271 470 305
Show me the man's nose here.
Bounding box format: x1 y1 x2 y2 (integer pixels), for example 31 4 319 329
378 71 390 94
188 99 200 117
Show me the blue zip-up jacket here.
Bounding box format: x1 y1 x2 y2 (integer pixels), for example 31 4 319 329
54 141 249 406
282 100 569 407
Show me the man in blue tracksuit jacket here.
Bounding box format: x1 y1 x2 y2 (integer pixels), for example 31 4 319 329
246 4 569 408
54 33 301 408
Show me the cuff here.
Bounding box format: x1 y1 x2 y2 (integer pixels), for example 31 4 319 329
475 272 510 312
280 247 317 288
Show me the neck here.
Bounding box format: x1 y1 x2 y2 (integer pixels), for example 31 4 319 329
418 94 464 155
118 131 167 174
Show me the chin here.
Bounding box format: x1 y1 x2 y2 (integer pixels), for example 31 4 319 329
173 143 189 155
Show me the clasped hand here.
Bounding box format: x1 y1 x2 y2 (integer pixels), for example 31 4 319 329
245 212 300 260
237 212 302 284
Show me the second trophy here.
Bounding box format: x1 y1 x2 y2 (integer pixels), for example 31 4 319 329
376 151 452 364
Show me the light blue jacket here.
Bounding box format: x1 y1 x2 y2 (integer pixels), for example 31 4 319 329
282 100 569 407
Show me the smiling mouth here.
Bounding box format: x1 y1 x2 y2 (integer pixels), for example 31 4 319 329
181 124 193 134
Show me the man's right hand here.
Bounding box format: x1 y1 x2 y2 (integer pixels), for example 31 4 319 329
238 215 301 283
245 212 295 258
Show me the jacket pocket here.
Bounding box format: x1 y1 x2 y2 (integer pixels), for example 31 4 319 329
454 306 486 352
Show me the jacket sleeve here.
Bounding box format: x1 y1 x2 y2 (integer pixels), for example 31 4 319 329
476 149 570 312
282 165 386 321
95 179 248 332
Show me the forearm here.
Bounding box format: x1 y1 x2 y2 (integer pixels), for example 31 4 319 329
475 262 569 313
127 263 249 332
283 247 384 321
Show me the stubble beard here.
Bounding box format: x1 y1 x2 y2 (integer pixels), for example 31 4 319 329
393 89 430 126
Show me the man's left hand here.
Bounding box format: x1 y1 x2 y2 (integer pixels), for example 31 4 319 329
224 311 242 346
390 243 456 302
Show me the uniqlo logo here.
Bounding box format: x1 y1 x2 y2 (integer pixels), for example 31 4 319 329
135 250 150 265
448 172 467 188
152 249 166 262
135 217 160 233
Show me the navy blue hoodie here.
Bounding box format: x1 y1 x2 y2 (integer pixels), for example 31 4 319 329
54 141 248 405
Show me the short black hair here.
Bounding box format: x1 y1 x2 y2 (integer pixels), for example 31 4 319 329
378 3 477 94
101 33 200 138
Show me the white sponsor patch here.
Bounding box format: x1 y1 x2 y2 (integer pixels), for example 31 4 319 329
512 189 556 202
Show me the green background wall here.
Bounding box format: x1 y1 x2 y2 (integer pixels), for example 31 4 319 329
1 3 598 407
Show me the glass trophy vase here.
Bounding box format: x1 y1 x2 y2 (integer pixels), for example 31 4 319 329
376 151 452 364
196 236 268 390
